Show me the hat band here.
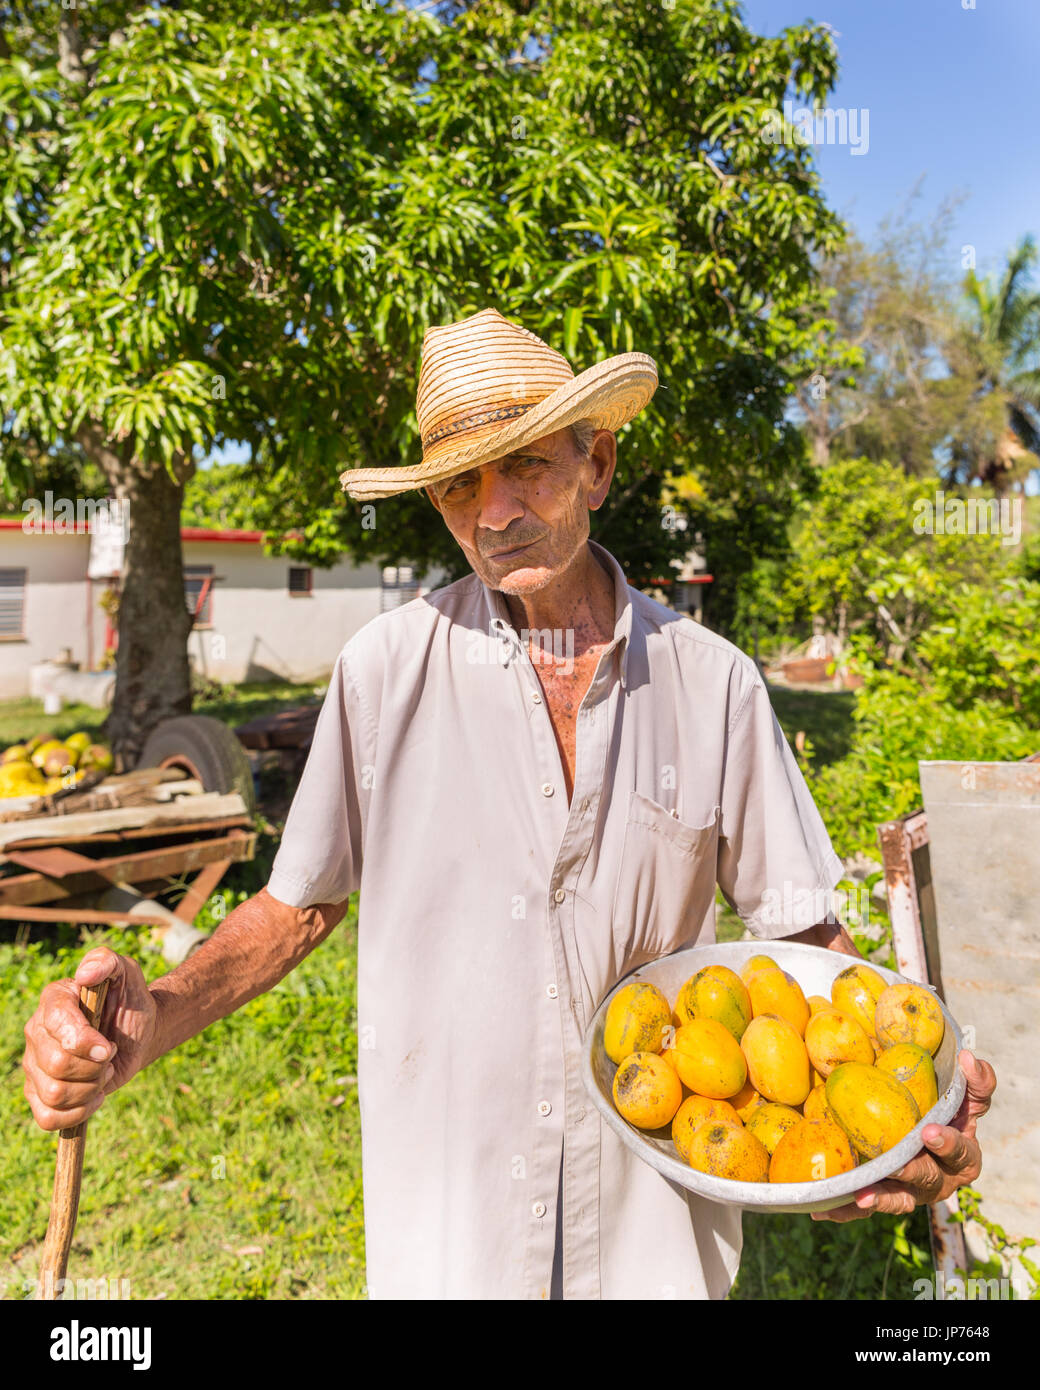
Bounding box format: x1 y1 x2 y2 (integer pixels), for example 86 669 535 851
422 401 537 452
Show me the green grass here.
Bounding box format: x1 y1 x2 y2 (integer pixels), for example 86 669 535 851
0 681 323 750
731 1207 934 1299
1 900 365 1302
766 685 858 769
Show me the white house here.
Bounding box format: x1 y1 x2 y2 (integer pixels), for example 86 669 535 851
0 516 443 699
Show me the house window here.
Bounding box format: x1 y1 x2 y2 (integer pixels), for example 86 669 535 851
288 565 313 596
0 567 26 638
184 564 215 627
381 565 419 613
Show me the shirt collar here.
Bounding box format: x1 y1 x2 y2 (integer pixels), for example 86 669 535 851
479 538 635 690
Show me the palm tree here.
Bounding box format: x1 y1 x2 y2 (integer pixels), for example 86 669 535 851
951 235 1040 496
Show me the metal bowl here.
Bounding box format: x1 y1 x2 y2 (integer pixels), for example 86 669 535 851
581 941 966 1214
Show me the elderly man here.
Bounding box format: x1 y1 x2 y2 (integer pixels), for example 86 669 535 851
22 308 994 1300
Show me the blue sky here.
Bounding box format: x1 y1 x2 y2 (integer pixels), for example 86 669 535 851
741 0 1040 281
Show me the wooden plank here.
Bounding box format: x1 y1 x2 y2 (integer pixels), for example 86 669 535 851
118 815 253 840
0 830 255 908
0 816 252 852
172 859 232 924
0 905 175 925
2 847 101 878
0 792 248 850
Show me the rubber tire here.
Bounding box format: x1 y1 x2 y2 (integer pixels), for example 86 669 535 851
137 715 256 815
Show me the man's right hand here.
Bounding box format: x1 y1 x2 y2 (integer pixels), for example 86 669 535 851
22 946 158 1132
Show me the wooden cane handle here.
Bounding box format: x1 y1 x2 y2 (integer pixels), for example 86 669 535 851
36 977 111 1300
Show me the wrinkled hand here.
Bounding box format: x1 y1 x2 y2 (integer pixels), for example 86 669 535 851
22 946 157 1132
811 1050 996 1223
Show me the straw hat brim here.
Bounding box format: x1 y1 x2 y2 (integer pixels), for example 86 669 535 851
339 351 658 501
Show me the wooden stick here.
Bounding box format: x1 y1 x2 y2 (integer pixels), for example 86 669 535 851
36 978 110 1301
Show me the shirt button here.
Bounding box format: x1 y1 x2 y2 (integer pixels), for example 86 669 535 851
546 983 558 999
532 1201 547 1219
553 888 566 904
537 1100 552 1117
531 691 542 703
541 782 554 797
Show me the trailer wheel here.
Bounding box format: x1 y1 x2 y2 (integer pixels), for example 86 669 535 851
137 715 256 815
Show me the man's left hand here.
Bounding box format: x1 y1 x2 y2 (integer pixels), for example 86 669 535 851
811 1050 996 1223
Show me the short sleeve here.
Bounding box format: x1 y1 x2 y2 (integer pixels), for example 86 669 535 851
716 670 845 940
265 645 373 909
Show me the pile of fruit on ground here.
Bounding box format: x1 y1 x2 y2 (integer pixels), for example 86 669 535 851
0 733 114 800
605 956 945 1184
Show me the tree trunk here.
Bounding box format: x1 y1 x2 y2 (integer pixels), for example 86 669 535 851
102 465 193 770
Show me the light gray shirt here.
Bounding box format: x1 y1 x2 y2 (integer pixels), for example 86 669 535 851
266 539 844 1299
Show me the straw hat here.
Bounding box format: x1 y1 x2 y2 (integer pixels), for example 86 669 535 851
339 307 659 501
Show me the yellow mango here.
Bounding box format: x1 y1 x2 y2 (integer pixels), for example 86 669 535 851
825 1061 921 1159
674 964 752 1041
831 963 888 1038
671 1019 747 1099
739 954 781 985
874 983 945 1056
728 1077 768 1124
745 1101 803 1156
603 982 672 1064
802 1084 834 1124
740 1014 811 1107
769 1117 857 1183
685 1122 770 1182
672 1095 741 1163
875 1042 938 1117
746 968 810 1037
805 1008 875 1078
612 1052 683 1130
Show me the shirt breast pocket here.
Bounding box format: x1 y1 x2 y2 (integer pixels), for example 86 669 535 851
610 792 720 977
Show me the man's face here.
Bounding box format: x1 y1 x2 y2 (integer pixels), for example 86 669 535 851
424 426 617 596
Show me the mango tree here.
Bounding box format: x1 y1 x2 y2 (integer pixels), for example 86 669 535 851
1 0 845 762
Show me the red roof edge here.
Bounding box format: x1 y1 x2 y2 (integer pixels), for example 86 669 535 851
0 518 266 542
180 527 265 543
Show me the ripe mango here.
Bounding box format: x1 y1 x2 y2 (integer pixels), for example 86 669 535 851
739 954 781 985
831 963 888 1038
728 1077 768 1123
769 1117 857 1183
604 982 672 1064
825 1061 921 1159
740 1014 811 1107
874 983 945 1056
802 1084 834 1124
30 739 64 769
804 1008 875 1078
674 964 752 1041
745 1101 803 1156
807 995 834 1016
746 968 810 1037
875 1042 938 1118
671 1019 747 1099
612 1052 683 1130
685 1122 770 1182
672 1095 741 1163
